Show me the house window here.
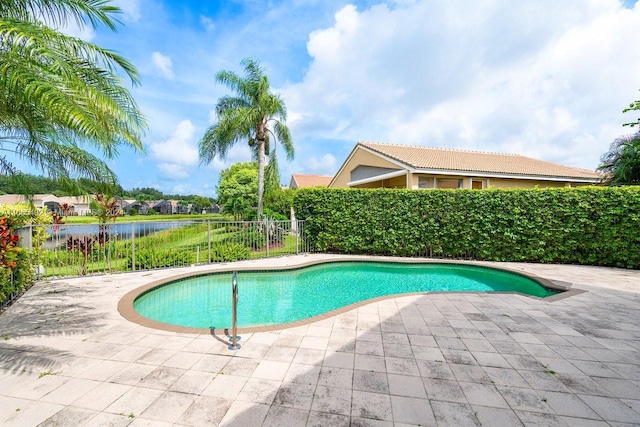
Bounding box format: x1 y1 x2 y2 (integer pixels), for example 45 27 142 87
437 179 462 189
418 176 433 189
472 180 483 190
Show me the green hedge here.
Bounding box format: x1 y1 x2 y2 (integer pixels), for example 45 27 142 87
293 186 640 268
1 250 33 307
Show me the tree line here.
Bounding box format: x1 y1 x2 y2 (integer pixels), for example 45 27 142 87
0 173 214 207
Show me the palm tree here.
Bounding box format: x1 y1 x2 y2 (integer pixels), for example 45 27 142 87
199 58 293 218
598 133 640 185
0 0 147 188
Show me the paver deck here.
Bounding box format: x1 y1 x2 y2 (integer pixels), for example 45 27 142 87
0 254 639 426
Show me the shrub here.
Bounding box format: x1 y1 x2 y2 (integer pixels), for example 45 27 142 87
0 250 32 307
0 204 52 263
259 217 286 246
66 235 96 275
211 243 251 262
40 250 70 268
0 217 21 268
293 186 640 269
0 266 10 303
246 207 288 221
95 240 130 260
223 227 266 250
125 248 194 270
224 224 240 233
13 249 32 293
265 188 295 219
264 208 288 221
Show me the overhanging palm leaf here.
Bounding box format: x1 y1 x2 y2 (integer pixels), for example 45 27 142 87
0 0 121 30
199 58 294 217
0 0 146 188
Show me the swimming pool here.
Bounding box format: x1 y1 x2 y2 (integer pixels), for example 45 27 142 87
128 261 560 330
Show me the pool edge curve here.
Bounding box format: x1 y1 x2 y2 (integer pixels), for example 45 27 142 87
117 256 577 335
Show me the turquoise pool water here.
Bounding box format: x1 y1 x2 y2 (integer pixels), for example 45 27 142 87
133 262 558 329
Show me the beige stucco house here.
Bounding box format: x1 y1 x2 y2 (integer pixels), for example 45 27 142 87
329 142 602 189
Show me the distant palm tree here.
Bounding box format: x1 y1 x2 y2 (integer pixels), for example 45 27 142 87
598 133 640 185
199 58 293 218
0 0 147 188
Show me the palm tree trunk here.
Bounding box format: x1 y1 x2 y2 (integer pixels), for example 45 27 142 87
257 138 265 218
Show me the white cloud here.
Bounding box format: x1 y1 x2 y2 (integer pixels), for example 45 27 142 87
112 0 141 21
206 144 254 172
58 22 95 40
158 163 190 180
151 51 174 79
201 15 216 31
57 0 140 39
283 0 640 170
305 153 337 172
150 120 199 167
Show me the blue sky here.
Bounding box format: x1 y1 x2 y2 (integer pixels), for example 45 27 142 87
31 0 640 196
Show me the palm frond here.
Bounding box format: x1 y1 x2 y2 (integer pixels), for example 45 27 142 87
0 0 121 31
16 137 118 184
272 120 294 160
0 17 147 155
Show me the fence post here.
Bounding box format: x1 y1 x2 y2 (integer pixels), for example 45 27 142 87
295 221 299 254
131 222 135 272
265 221 269 257
16 226 32 251
207 220 211 264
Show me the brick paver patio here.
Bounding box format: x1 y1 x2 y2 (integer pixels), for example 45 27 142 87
0 255 639 426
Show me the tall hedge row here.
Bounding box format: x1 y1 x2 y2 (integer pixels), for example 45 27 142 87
293 186 640 269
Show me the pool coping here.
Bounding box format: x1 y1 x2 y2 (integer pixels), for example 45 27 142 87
117 256 580 335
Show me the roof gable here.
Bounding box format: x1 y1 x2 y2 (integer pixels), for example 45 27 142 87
291 174 334 189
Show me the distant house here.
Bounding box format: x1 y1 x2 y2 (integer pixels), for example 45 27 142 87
175 202 191 214
125 200 150 215
289 174 334 189
151 200 173 215
55 196 92 215
329 142 602 189
0 194 93 215
113 197 129 215
171 200 193 213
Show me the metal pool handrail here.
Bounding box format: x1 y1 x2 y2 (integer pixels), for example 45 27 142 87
228 271 241 350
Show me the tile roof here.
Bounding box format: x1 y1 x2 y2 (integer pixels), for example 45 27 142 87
0 194 27 204
291 174 334 188
359 142 602 180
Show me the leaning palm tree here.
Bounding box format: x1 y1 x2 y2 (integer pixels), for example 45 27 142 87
199 58 293 218
0 0 147 189
598 132 640 186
